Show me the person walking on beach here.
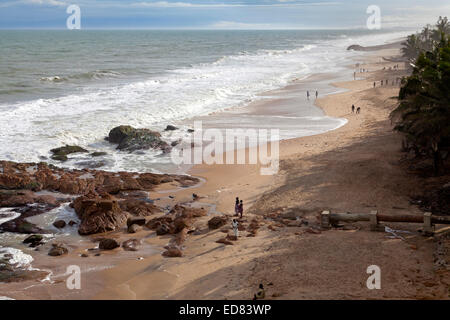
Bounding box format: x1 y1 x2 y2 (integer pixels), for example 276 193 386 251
234 197 239 216
352 104 355 113
315 91 318 99
373 82 376 88
356 107 361 114
232 219 239 238
381 80 383 86
306 91 310 100
239 200 243 218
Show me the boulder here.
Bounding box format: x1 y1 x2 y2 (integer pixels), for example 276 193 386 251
48 243 68 256
164 125 178 131
122 239 140 251
126 216 146 228
216 237 234 245
347 44 365 51
72 192 128 235
162 247 183 257
127 224 140 233
107 125 170 153
50 145 88 161
146 216 173 230
156 223 170 235
23 234 44 247
107 125 136 143
90 152 107 157
53 220 66 229
98 238 120 250
208 216 227 230
120 199 160 217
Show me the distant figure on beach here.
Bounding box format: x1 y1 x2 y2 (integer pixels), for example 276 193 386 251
307 91 310 100
253 284 265 300
373 82 376 88
232 219 239 238
356 107 361 114
234 197 239 216
315 91 318 99
239 200 243 218
352 104 355 113
381 80 383 86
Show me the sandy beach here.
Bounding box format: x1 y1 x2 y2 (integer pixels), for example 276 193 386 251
1 41 449 300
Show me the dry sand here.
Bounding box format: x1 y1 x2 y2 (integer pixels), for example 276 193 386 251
93 46 449 300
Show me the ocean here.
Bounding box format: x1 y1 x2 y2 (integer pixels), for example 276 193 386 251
0 29 409 173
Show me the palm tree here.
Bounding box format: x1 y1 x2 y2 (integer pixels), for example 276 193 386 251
401 34 421 64
392 37 450 175
433 16 450 42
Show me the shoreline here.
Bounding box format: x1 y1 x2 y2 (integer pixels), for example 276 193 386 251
2 40 449 300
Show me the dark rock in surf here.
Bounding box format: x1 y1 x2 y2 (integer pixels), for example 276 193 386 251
50 145 88 162
23 234 44 247
48 243 68 256
107 125 171 153
52 220 66 229
164 125 178 131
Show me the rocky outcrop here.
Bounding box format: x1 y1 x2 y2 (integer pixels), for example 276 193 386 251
48 243 68 256
145 205 207 235
120 199 160 217
50 145 88 162
156 223 171 235
208 216 227 230
0 161 199 237
107 125 171 153
71 192 128 235
0 161 198 195
164 125 178 131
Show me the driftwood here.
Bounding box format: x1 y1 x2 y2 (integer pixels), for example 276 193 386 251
322 211 450 236
326 212 450 224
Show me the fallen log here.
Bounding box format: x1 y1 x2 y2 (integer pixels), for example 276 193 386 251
327 212 450 225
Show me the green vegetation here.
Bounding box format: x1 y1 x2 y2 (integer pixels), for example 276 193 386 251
401 16 450 63
392 17 450 175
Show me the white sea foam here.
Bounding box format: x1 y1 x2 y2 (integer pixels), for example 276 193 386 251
0 208 21 226
0 30 409 173
0 246 34 270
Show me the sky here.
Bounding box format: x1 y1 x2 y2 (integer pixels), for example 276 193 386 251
0 0 448 30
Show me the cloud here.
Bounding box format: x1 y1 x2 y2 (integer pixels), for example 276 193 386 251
0 0 66 8
381 4 450 28
127 1 341 8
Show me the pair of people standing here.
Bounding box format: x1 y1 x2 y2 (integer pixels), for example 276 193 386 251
306 90 318 100
235 197 243 218
232 197 244 238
